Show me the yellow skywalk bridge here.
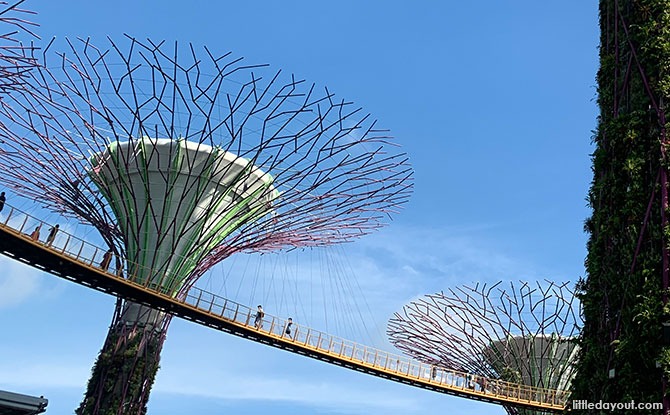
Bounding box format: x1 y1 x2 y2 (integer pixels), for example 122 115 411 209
0 204 569 413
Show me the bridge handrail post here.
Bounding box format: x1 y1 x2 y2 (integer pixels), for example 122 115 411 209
194 290 203 308
269 317 276 334
223 300 228 317
60 234 70 254
126 262 136 283
233 304 240 321
75 240 85 261
89 247 98 266
3 207 13 225
547 388 552 404
210 295 218 314
316 333 323 350
19 213 28 233
138 265 150 288
153 271 169 291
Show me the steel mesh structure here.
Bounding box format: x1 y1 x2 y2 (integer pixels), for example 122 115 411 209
387 281 580 415
0 35 413 414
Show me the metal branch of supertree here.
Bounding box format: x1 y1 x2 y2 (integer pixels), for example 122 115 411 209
0 0 39 93
0 34 413 283
387 280 581 415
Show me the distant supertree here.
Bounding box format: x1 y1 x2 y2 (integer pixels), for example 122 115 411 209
0 36 413 414
387 281 580 415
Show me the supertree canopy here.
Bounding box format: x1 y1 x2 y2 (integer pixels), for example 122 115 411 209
387 281 580 415
0 35 413 414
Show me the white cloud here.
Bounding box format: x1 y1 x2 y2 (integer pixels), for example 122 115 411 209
356 223 567 286
0 258 43 309
0 254 69 309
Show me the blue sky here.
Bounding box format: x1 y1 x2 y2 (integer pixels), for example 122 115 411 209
0 1 598 414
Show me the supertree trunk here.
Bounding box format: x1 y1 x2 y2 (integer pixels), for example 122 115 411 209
571 0 670 412
77 301 169 415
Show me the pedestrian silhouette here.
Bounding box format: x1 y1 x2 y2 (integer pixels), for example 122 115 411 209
100 249 113 271
0 191 5 212
29 225 40 241
45 224 59 246
254 305 264 329
285 317 293 338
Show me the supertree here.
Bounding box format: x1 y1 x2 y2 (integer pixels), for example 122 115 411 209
0 36 413 414
387 281 580 415
571 2 670 412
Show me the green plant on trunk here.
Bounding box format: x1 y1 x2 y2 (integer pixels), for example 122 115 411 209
571 1 670 413
76 312 164 415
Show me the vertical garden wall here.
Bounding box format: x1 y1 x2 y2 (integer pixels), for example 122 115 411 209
572 0 670 412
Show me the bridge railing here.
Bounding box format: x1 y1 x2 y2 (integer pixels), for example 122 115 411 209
0 203 570 409
180 286 570 407
2 205 125 276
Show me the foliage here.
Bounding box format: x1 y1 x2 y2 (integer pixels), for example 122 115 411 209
571 0 670 413
75 322 163 415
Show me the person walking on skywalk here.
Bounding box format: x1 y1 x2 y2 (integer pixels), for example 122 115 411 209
45 224 59 246
254 305 265 329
